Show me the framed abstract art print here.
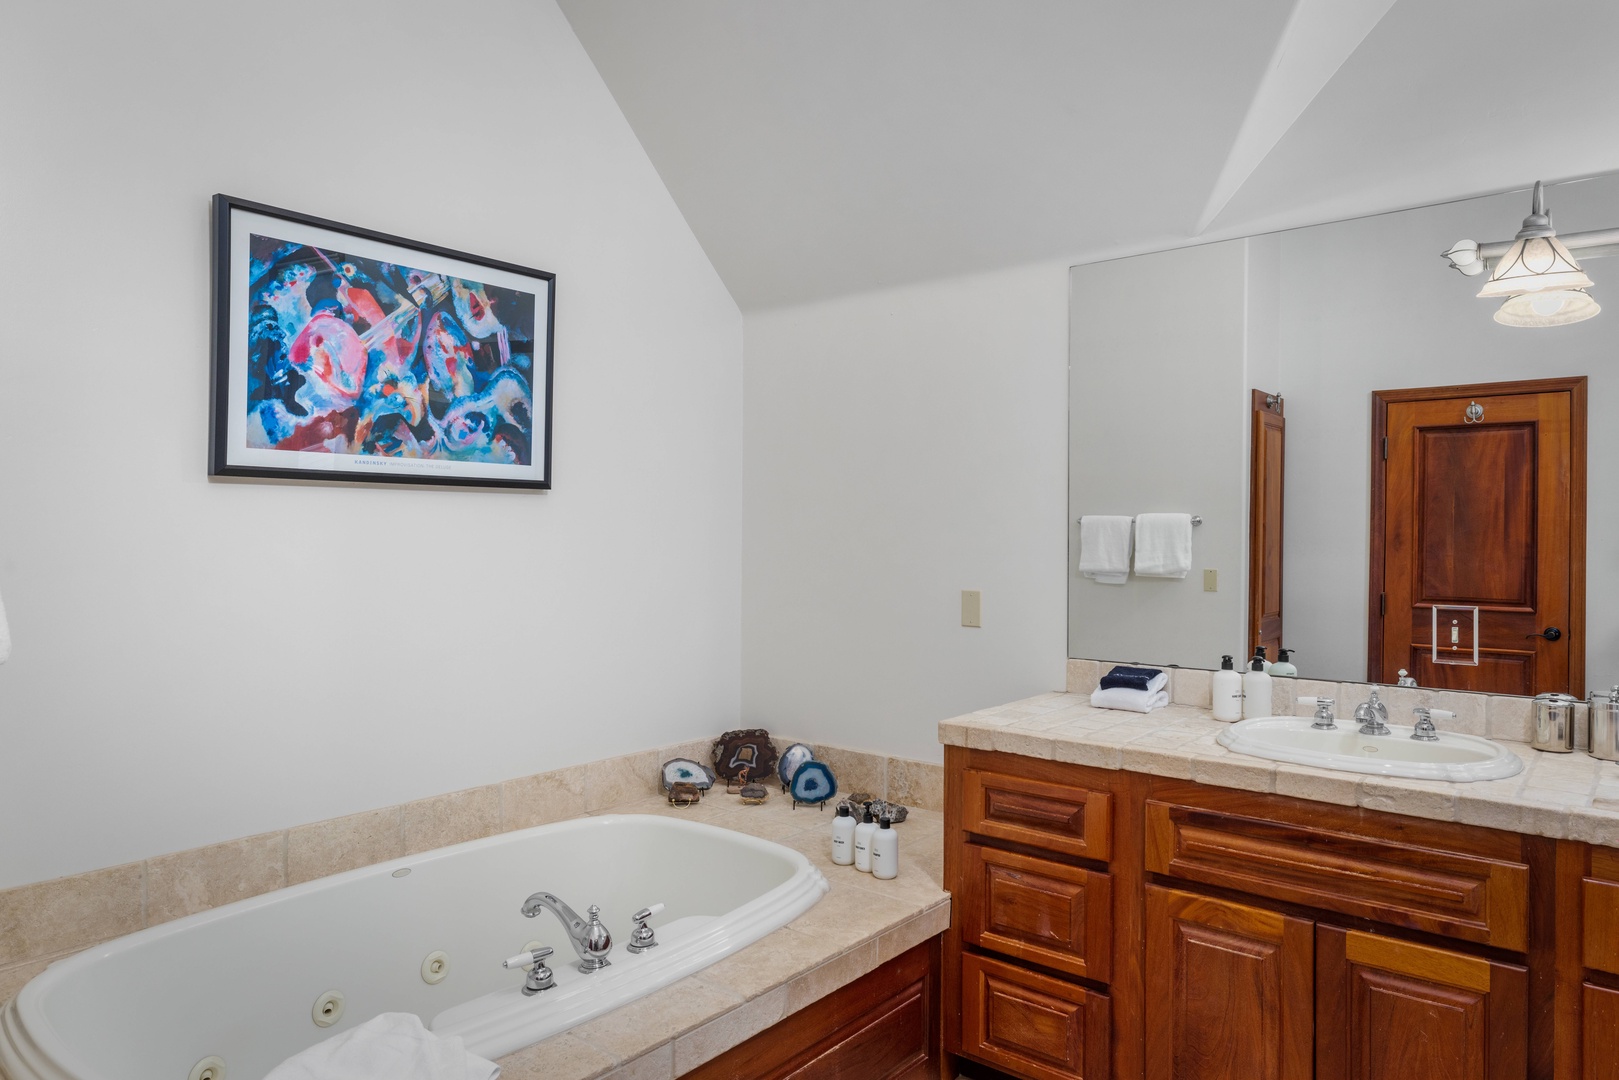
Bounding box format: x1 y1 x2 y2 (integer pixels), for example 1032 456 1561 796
209 194 554 489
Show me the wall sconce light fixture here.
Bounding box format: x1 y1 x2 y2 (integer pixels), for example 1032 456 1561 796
1443 180 1619 327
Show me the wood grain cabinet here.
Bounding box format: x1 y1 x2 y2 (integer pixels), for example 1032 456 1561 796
1315 927 1526 1080
1144 886 1312 1080
943 748 1594 1080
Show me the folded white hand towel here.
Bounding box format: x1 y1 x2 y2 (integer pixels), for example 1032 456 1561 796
264 1013 499 1080
1078 516 1133 585
1089 686 1170 713
1133 513 1193 578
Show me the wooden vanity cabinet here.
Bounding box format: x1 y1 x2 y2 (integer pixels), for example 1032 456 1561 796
1315 926 1527 1080
1143 886 1313 1080
944 748 1577 1080
947 755 1133 1080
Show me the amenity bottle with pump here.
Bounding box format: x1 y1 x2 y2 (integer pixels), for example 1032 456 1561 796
831 804 856 865
871 817 898 880
1212 655 1243 721
1270 648 1297 677
1242 652 1273 719
853 807 878 872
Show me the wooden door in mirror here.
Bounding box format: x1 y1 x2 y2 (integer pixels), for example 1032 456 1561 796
1249 389 1285 661
1369 376 1586 696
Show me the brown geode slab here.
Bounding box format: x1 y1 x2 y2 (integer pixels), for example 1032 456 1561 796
712 728 779 783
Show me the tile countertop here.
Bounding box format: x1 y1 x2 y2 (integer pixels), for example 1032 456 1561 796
494 793 949 1080
940 692 1619 847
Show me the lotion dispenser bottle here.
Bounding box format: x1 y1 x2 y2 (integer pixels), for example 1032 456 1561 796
853 806 878 872
1270 648 1297 678
831 804 856 866
871 817 898 880
1212 655 1243 722
1242 652 1273 719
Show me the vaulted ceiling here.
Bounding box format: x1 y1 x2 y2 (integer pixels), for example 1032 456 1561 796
559 0 1619 310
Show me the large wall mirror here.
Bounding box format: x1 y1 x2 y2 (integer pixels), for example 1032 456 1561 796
1068 172 1619 694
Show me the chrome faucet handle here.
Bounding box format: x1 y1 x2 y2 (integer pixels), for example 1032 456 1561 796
503 946 556 995
1298 696 1336 730
627 902 666 954
1410 707 1452 742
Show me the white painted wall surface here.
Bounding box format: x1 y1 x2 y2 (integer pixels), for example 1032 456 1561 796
0 0 742 889
741 264 1069 764
1068 241 1253 668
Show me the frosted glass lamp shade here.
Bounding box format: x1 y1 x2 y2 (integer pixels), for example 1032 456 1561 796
1477 234 1593 297
1494 289 1600 327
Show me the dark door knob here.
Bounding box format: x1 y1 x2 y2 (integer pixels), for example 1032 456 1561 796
1526 627 1563 641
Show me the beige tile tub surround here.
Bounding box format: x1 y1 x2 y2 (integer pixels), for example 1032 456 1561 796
1072 656 1541 742
942 690 1619 845
146 831 287 926
0 737 945 1021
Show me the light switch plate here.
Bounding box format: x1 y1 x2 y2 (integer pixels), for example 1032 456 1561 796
1203 569 1218 592
961 590 982 628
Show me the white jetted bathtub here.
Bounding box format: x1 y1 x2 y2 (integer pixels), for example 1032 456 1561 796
0 814 828 1080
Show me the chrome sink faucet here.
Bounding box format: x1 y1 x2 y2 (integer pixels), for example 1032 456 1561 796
521 892 613 972
1354 688 1391 736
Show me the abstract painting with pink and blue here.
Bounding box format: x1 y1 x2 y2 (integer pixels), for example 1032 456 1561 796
246 233 538 465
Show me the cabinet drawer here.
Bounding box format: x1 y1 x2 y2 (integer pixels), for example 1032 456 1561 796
963 768 1112 861
961 952 1110 1080
961 843 1112 981
1145 799 1529 950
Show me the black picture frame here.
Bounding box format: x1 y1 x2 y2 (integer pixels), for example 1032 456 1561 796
209 194 555 489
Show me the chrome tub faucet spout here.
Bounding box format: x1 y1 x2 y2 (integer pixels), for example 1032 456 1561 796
521 892 613 972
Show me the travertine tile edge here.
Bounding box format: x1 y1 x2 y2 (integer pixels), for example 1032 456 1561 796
501 898 951 1080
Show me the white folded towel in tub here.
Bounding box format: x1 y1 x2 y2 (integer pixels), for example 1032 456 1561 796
264 1013 499 1080
1078 515 1133 585
1133 513 1193 578
1089 686 1169 713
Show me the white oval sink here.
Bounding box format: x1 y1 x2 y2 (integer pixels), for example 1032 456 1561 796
1216 716 1524 782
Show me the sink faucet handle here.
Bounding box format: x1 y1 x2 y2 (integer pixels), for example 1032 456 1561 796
1298 696 1336 729
628 902 665 954
1410 707 1452 742
503 946 556 995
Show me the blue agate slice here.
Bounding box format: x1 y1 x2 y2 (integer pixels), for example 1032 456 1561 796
789 761 837 805
661 758 716 792
778 743 816 788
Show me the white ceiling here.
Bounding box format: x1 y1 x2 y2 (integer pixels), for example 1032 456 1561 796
558 0 1619 311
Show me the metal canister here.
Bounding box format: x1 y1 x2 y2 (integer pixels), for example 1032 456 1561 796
1531 692 1582 753
1590 687 1619 762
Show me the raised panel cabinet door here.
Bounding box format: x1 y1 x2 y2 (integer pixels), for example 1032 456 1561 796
961 951 1111 1080
1316 927 1527 1080
1584 983 1619 1080
1144 886 1313 1080
961 843 1113 981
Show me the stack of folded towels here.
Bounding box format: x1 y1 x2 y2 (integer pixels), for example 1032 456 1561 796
1089 665 1168 713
